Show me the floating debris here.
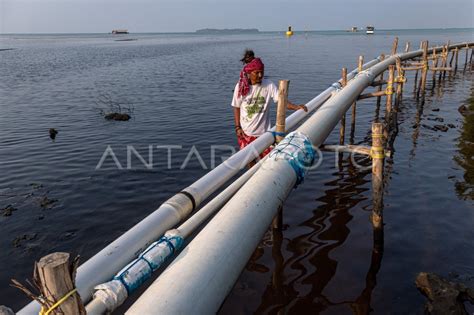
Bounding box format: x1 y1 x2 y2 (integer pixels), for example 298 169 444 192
39 196 58 208
434 125 449 132
447 123 456 128
104 113 131 121
49 128 58 140
431 108 440 112
1 205 17 217
96 93 134 122
30 183 43 189
12 233 37 248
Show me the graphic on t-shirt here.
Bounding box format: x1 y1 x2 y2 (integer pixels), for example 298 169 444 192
244 90 265 120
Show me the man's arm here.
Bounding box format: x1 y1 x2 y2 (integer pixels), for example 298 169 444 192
233 107 244 137
287 100 308 112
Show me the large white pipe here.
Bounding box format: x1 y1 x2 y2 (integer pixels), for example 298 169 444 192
126 151 298 315
18 58 381 314
126 42 473 314
85 156 268 315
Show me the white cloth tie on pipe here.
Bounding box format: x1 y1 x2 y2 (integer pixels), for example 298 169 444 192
93 280 128 312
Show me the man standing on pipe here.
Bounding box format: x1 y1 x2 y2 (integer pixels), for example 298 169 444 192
231 52 307 157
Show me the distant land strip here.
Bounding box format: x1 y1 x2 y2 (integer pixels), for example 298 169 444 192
195 28 259 34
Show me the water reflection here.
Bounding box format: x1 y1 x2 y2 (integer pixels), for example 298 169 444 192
454 92 474 200
246 155 384 314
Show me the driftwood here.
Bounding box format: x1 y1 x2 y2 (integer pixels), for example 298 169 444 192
415 272 474 315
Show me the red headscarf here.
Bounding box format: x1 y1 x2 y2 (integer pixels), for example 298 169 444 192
238 58 264 98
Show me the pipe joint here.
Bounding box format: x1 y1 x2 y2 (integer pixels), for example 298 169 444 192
269 131 315 187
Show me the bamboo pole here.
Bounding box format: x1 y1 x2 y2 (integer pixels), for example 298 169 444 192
444 41 451 79
464 44 469 70
370 80 387 87
413 42 423 90
391 37 398 55
469 48 473 66
376 54 385 108
402 66 423 71
275 80 289 143
449 46 455 67
386 65 394 115
431 47 439 89
395 58 405 104
358 90 387 100
417 41 428 98
454 47 459 73
339 68 347 145
391 37 398 56
350 56 363 143
404 41 410 53
371 123 384 230
438 45 447 81
320 144 372 156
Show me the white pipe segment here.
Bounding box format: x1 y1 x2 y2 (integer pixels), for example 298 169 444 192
126 159 297 315
125 42 473 314
85 156 268 315
18 58 381 314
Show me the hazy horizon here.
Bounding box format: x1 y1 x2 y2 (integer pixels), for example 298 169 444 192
1 27 474 35
1 0 473 34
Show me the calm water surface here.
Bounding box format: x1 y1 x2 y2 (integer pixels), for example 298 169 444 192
0 29 473 313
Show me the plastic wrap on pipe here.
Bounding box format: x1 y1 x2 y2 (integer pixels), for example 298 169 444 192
86 230 183 314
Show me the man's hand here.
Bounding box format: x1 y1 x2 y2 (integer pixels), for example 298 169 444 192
299 105 308 112
287 102 308 112
235 126 244 137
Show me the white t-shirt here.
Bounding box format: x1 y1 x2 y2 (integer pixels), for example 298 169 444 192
231 79 279 136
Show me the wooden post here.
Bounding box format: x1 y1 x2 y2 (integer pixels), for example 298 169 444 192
276 80 289 143
448 46 456 70
464 44 469 70
371 123 384 230
274 79 287 227
395 58 404 104
376 54 385 110
438 45 447 81
454 47 459 74
339 68 347 145
358 55 364 72
443 41 451 79
272 206 283 229
386 65 395 115
417 41 429 98
36 253 85 314
350 56 363 144
431 47 439 89
454 47 459 73
391 37 399 55
414 41 423 92
404 41 410 53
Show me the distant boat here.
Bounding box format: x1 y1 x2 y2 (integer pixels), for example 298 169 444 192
349 26 358 32
286 26 294 36
366 26 374 35
112 29 129 34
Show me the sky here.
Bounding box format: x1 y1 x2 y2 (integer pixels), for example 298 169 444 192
1 0 473 34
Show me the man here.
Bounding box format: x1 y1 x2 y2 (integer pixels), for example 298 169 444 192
231 56 307 155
